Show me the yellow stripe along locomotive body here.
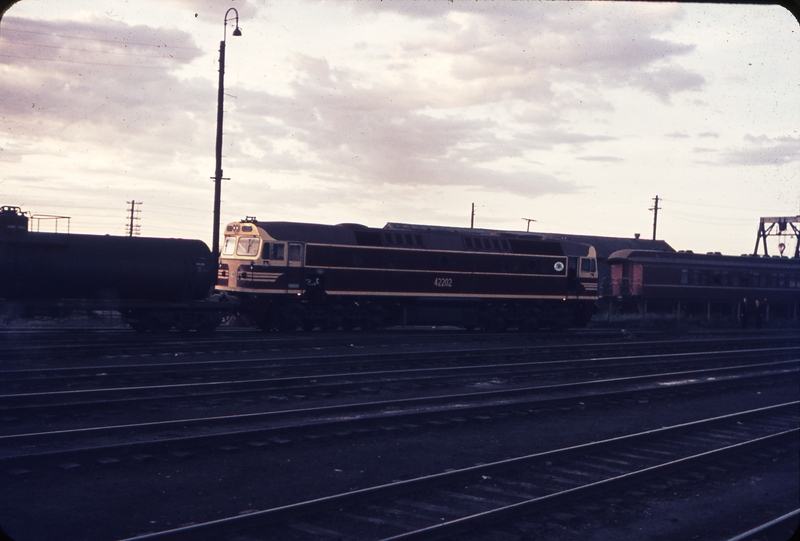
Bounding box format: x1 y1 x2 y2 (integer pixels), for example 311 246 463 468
217 219 598 331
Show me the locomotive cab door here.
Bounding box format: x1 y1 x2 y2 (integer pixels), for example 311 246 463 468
265 242 304 292
566 256 579 297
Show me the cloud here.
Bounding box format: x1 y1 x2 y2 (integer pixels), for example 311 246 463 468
0 2 712 214
1 16 211 159
230 52 595 197
577 155 624 162
719 134 800 166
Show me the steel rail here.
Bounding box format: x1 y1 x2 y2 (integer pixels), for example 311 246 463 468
2 345 795 403
723 509 800 541
378 430 799 541
2 334 794 378
2 355 795 447
1 364 795 475
114 401 799 541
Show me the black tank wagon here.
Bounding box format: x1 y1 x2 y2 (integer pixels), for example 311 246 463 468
217 219 599 331
0 206 223 331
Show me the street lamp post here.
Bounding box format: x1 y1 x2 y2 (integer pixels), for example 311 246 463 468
212 8 242 257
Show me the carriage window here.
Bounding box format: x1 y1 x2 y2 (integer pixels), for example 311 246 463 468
261 243 270 259
222 237 237 256
692 270 700 285
404 234 413 245
414 235 423 246
271 243 285 260
288 243 303 262
384 233 394 244
721 271 729 286
712 271 721 285
680 269 688 285
236 237 260 257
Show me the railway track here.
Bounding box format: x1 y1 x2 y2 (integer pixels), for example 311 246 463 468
0 327 793 363
117 402 799 541
1 345 796 457
1 331 797 541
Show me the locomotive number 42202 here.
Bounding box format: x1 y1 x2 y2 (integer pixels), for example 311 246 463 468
434 277 453 288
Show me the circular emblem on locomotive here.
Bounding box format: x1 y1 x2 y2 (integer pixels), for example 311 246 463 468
554 261 565 272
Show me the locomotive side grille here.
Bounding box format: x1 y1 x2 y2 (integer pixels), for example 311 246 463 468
238 271 283 283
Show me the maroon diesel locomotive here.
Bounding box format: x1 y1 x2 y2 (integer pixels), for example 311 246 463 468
217 219 599 331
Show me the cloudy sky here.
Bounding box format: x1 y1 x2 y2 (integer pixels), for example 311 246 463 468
1 0 798 256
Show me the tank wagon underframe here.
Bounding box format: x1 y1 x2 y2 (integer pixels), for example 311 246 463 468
218 221 598 331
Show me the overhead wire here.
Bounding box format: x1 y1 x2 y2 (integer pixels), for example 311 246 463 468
0 52 180 69
0 36 197 60
1 26 198 50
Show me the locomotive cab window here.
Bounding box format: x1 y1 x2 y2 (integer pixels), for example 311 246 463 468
271 243 285 261
222 237 237 256
288 243 303 262
236 237 260 257
580 258 597 274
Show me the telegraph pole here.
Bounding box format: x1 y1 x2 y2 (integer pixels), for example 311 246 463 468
649 195 661 241
126 200 141 237
521 218 536 232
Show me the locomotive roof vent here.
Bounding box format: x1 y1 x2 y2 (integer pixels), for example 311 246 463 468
336 223 368 229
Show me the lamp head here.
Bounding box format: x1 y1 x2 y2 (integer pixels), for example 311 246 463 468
232 27 242 37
